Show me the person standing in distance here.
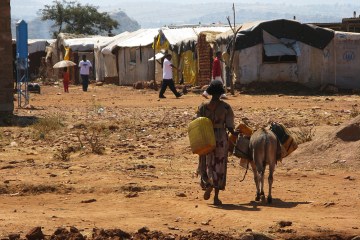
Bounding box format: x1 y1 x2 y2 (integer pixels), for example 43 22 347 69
159 53 182 99
202 51 227 99
78 55 92 92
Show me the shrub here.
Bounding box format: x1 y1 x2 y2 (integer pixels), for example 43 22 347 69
32 114 64 139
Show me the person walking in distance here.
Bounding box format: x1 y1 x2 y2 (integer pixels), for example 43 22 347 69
159 53 182 99
78 55 92 92
202 51 227 99
63 67 70 93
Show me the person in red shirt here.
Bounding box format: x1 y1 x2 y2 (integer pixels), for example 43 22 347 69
202 51 227 99
63 67 70 93
212 51 223 82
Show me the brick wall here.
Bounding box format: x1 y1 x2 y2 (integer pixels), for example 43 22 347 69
0 0 14 114
197 33 212 86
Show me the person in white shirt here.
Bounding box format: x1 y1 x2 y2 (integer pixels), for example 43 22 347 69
159 54 182 99
78 55 92 92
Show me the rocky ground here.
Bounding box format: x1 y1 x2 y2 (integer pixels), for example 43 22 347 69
0 83 359 240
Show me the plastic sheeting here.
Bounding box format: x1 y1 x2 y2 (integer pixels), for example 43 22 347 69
101 32 130 55
263 31 301 56
63 36 110 52
179 50 197 85
233 19 334 51
155 27 229 54
27 39 54 54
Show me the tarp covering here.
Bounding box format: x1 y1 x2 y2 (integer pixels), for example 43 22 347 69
94 32 129 81
100 32 130 55
263 31 300 56
155 27 230 53
179 50 197 85
102 29 157 55
27 39 54 54
116 28 158 48
233 19 334 51
62 36 110 52
148 52 165 61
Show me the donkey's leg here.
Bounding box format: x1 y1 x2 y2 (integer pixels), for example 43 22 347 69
250 161 260 201
260 165 266 201
267 162 275 204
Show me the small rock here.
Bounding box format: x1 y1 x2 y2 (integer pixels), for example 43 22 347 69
239 234 254 240
70 226 80 233
25 227 44 240
168 226 179 230
277 220 292 228
324 202 335 207
201 219 211 225
176 192 187 197
125 192 139 198
10 142 18 147
345 176 355 181
8 233 20 240
80 199 96 203
137 226 150 234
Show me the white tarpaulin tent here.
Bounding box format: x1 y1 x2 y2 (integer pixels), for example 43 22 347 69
112 29 159 85
28 39 55 54
63 36 110 52
160 27 229 47
94 32 129 82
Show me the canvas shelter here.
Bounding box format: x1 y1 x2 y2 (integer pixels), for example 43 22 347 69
110 28 159 85
12 39 55 80
325 31 360 89
93 32 129 82
216 19 352 88
153 26 230 85
218 19 360 90
56 33 111 83
99 31 131 84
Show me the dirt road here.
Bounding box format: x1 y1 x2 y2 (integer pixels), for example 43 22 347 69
0 84 359 239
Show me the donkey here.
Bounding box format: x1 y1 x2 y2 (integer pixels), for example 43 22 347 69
248 128 278 204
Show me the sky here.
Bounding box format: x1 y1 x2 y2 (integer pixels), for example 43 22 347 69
11 0 358 19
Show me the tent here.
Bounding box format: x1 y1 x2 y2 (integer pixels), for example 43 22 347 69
56 33 112 83
153 26 230 85
100 32 131 83
216 19 347 89
94 32 129 82
12 39 55 79
111 29 159 85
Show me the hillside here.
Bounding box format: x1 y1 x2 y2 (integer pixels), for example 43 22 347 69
11 10 140 39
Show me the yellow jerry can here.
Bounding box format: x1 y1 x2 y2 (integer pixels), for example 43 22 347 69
188 117 216 155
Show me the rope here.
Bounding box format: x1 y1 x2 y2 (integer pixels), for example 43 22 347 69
239 160 249 182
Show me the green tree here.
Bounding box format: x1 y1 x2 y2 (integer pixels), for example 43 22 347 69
39 0 119 38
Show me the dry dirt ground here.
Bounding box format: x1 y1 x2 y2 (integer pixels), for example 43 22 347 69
0 84 360 239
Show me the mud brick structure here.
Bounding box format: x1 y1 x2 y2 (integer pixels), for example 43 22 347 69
197 33 212 87
0 0 14 114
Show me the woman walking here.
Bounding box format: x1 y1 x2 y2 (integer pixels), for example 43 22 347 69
196 80 236 205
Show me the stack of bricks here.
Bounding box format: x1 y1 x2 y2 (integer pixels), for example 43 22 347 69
197 33 212 87
0 0 14 114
